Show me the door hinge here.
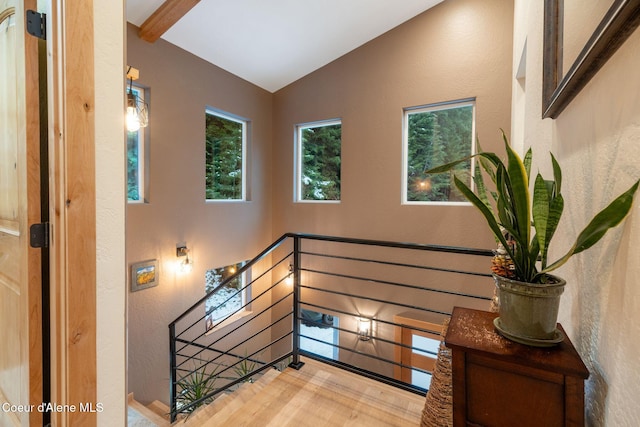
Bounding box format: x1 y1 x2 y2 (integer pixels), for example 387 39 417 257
26 10 46 40
30 222 50 249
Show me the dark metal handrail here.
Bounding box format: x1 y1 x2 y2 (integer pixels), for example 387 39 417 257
168 233 493 421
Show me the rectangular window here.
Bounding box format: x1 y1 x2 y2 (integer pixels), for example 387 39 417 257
403 99 475 204
299 309 339 360
127 86 146 202
205 109 247 201
204 261 250 331
295 119 342 202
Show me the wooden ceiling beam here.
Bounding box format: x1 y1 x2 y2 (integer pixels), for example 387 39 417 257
138 0 201 43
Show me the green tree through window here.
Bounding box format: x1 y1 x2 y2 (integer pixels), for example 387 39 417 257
298 121 341 201
205 111 246 200
127 86 145 202
405 102 474 202
127 131 140 200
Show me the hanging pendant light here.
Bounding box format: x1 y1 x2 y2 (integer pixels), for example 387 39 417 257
126 66 148 132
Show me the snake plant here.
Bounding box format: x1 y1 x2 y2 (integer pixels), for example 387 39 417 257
426 131 638 283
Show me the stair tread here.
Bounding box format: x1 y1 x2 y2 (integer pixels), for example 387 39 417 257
129 398 171 427
147 400 170 420
199 358 424 426
177 368 281 426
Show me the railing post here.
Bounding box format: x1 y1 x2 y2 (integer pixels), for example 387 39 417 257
169 322 178 422
289 235 305 370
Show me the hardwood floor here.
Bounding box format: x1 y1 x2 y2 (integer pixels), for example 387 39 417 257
183 357 425 426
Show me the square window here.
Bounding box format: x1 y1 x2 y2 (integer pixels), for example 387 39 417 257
295 120 342 202
403 100 475 204
205 110 247 201
127 86 147 202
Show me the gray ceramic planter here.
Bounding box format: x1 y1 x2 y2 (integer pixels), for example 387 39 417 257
493 273 566 347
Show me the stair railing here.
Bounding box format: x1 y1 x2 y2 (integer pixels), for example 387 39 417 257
168 233 493 422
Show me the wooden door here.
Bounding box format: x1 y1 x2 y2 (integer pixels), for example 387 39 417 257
0 0 44 425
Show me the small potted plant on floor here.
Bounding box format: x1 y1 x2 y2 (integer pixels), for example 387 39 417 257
426 131 638 346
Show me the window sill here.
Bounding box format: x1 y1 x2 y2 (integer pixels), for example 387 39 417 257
205 309 253 335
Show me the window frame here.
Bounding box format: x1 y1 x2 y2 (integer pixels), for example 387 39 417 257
299 309 339 360
401 98 476 206
205 108 248 202
294 118 342 203
127 85 148 203
204 261 252 333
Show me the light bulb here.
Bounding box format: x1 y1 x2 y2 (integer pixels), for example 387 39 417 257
126 106 140 132
358 318 372 341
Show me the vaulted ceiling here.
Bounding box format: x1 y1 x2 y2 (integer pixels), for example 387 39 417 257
126 0 444 92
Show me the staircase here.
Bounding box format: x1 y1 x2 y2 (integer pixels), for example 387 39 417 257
128 394 171 427
176 357 425 426
168 233 493 422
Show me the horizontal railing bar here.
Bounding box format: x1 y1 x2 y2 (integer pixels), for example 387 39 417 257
174 338 268 367
299 250 492 278
291 232 494 257
175 290 292 367
175 290 292 368
298 317 438 359
175 278 292 356
302 284 450 317
175 253 292 340
299 301 447 336
302 269 491 301
175 308 293 374
299 351 427 395
299 333 434 375
170 234 293 326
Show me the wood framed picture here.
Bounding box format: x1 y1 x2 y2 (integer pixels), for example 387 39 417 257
130 259 159 292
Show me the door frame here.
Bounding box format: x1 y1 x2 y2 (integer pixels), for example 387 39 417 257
393 313 443 385
46 0 127 425
47 0 97 424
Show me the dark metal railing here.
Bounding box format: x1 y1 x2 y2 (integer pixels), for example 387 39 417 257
168 233 493 422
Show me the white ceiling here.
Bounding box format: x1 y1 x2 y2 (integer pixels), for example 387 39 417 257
126 0 444 92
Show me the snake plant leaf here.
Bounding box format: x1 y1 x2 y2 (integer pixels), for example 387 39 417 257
532 174 550 262
425 150 502 175
523 148 533 181
425 157 473 174
543 179 639 274
504 140 531 248
529 234 540 271
533 175 565 270
473 162 493 218
477 140 498 184
452 175 515 260
551 153 562 195
544 192 564 268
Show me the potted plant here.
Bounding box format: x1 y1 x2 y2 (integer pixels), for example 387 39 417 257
426 131 638 346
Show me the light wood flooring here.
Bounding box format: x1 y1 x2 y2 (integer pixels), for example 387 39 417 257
179 357 426 426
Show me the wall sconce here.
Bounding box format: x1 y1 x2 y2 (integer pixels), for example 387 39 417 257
357 317 372 341
284 264 293 286
176 244 193 274
126 66 148 132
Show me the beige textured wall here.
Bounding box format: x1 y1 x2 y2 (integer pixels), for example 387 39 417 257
95 1 126 424
126 23 274 404
512 1 640 425
272 0 514 247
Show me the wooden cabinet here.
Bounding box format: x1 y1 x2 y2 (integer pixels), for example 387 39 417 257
445 307 589 427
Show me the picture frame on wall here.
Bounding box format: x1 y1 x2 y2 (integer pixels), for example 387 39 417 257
130 259 159 292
